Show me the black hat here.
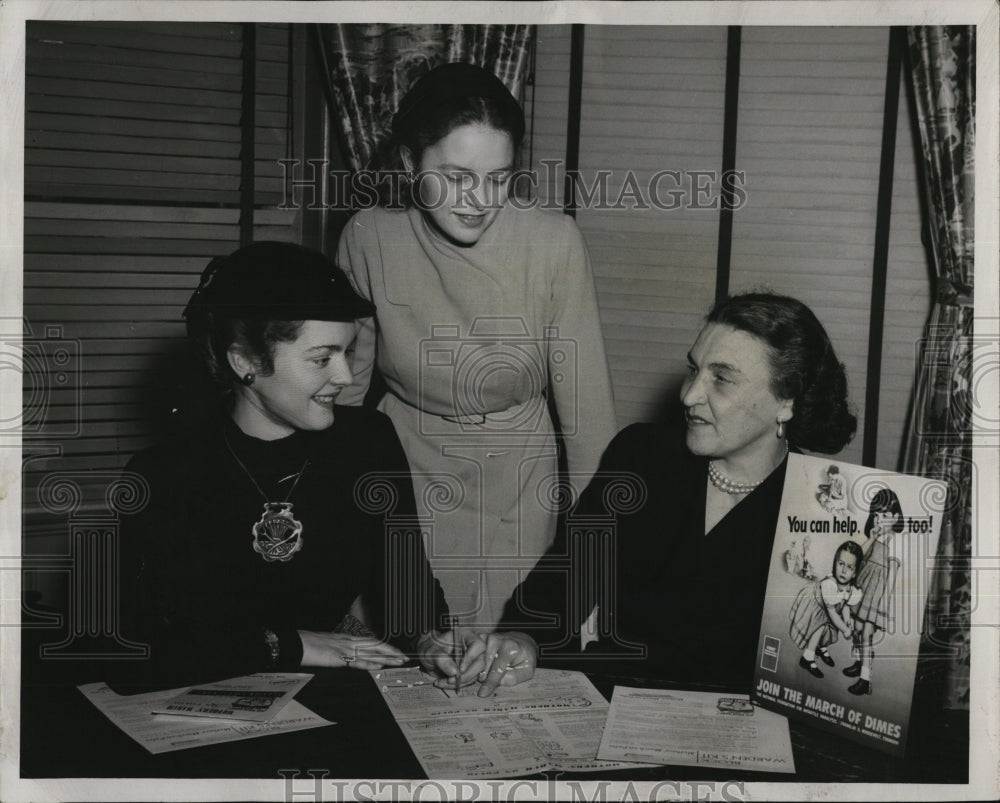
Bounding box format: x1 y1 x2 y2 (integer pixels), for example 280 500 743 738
183 241 375 328
392 62 525 143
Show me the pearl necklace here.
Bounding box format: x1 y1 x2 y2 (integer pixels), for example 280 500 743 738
707 445 789 495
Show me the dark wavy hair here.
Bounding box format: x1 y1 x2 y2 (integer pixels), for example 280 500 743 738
833 540 865 577
374 66 525 207
183 241 372 392
706 292 856 453
864 487 905 537
397 96 523 167
190 316 303 391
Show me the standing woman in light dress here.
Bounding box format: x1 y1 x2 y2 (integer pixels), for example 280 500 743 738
337 62 617 632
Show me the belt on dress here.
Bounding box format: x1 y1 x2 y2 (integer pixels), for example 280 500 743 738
389 390 542 426
441 411 488 424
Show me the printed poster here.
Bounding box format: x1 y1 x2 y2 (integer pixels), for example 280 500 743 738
752 453 944 756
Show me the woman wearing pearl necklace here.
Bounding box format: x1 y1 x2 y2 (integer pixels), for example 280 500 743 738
498 292 857 692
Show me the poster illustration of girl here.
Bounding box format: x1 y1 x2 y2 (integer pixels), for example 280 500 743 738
789 541 865 678
844 487 904 695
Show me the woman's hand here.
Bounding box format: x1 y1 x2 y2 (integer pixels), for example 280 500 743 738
298 630 408 670
465 631 537 697
414 630 538 695
414 630 468 688
415 630 492 690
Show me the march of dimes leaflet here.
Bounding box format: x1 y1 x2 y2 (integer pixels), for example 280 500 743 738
751 453 945 756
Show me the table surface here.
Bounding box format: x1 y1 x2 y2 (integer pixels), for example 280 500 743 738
18 637 968 784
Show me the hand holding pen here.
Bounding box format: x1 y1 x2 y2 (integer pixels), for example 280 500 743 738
414 630 466 685
415 629 537 696
458 631 537 697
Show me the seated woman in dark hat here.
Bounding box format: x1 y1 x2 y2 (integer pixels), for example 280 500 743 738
119 241 532 691
491 292 857 693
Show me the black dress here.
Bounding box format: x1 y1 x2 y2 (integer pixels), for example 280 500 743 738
499 422 787 692
118 405 449 686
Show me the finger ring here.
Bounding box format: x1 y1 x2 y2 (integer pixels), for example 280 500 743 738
343 655 356 665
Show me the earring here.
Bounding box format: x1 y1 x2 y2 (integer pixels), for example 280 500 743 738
776 419 786 439
242 372 255 386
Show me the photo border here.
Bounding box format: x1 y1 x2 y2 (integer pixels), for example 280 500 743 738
1 2 997 801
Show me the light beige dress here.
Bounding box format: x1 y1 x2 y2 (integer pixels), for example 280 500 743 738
338 203 617 628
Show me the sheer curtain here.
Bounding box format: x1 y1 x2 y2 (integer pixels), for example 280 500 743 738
316 24 535 172
903 26 975 709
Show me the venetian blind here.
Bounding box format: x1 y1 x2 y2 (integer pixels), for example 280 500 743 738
531 25 930 471
728 27 929 470
254 23 302 241
527 25 571 209
531 25 728 428
23 21 295 523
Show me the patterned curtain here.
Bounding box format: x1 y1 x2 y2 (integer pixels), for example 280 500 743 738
902 27 975 709
317 24 535 172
